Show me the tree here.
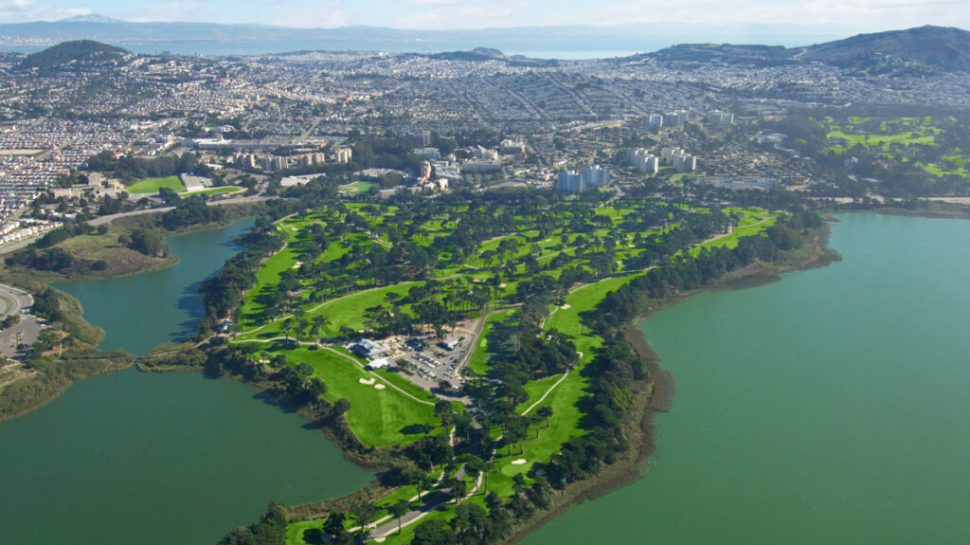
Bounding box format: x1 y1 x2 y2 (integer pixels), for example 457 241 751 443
536 406 554 425
535 406 554 437
312 314 327 337
504 416 528 455
350 501 378 537
417 471 435 501
388 500 410 535
453 503 489 544
323 511 346 540
124 228 168 257
411 519 454 545
334 398 352 415
512 473 526 495
463 455 485 495
451 477 468 504
434 399 455 431
305 377 327 398
282 318 294 342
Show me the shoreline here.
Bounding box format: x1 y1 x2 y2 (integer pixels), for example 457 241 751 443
506 218 837 544
0 214 261 423
0 213 849 543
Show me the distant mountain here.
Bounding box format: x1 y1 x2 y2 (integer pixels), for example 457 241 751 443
644 43 795 66
0 19 964 70
418 47 560 67
58 14 123 24
16 40 129 72
635 25 970 72
799 25 970 71
0 19 853 58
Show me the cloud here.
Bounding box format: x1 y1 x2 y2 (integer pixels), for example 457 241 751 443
395 0 520 29
404 0 459 6
129 0 226 22
0 0 93 22
594 0 969 27
1 0 966 30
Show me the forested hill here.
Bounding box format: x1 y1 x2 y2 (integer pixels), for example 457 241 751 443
624 26 970 72
16 40 129 72
799 26 970 72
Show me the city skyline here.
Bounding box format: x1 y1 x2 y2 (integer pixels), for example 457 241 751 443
0 0 967 32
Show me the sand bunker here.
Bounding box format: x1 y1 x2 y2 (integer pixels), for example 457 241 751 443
374 384 386 390
560 304 572 310
359 378 376 385
511 459 527 465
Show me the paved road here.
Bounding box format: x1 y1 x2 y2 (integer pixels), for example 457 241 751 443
0 282 40 360
367 469 484 542
88 194 275 226
0 233 48 256
0 283 33 319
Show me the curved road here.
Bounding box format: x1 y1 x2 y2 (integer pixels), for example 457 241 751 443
0 283 33 319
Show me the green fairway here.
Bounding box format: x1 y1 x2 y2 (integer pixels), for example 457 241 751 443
282 347 437 448
467 308 517 375
127 176 186 194
238 244 301 330
822 116 942 155
826 129 936 148
237 282 420 340
690 207 779 256
921 155 970 179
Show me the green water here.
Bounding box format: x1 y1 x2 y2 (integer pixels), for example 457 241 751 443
0 220 372 544
55 219 256 354
523 213 970 545
0 369 371 545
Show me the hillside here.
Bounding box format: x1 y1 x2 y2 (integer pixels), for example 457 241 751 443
418 47 560 67
800 25 970 71
634 25 970 72
17 40 129 72
646 43 795 66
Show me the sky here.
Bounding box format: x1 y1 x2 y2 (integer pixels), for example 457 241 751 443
0 0 967 30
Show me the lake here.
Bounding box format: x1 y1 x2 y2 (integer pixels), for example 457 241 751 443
521 213 970 545
56 219 255 354
0 220 372 544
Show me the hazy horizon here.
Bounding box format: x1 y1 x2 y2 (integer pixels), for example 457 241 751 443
1 0 967 33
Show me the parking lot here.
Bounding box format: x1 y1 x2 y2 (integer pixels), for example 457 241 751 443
350 316 484 396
